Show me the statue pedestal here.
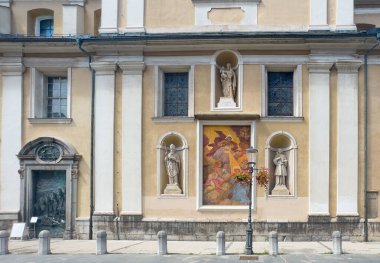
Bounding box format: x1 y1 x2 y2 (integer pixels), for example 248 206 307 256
164 184 182 195
217 97 236 108
271 185 290 196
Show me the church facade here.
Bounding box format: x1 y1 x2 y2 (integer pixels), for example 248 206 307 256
1 0 380 241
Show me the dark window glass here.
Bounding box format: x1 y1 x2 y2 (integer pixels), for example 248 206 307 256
47 77 67 118
267 72 293 116
40 19 54 37
164 73 188 116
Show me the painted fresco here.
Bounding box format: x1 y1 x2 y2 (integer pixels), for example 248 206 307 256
202 125 251 206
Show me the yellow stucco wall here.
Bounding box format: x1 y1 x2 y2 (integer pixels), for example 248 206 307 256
22 68 92 218
140 61 310 221
12 2 63 35
355 14 380 27
258 0 309 26
83 0 101 35
145 0 195 28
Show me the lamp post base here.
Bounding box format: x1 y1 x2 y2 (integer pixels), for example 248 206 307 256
245 228 253 255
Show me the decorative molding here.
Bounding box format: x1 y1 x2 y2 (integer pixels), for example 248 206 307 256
307 62 334 73
151 117 195 123
0 63 25 75
355 8 380 14
335 61 362 73
119 62 145 75
68 0 85 6
0 0 11 7
91 62 117 75
260 117 304 123
195 114 260 120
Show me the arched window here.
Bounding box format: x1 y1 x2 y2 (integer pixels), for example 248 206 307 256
27 9 54 37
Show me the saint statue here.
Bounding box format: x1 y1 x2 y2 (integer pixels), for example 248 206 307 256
165 144 181 185
273 150 288 186
220 63 237 99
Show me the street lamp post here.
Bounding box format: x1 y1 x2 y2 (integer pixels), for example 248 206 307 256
245 146 258 255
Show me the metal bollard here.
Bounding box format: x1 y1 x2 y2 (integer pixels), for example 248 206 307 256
0 231 10 255
157 231 167 255
96 230 107 255
216 231 225 256
268 231 279 256
38 230 51 255
332 231 342 255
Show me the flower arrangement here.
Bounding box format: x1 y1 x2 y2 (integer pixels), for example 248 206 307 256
232 161 270 189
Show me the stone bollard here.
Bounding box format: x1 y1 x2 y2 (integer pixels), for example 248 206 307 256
38 230 51 255
332 231 342 255
96 230 107 255
216 231 225 256
157 231 167 255
268 231 279 256
0 231 10 255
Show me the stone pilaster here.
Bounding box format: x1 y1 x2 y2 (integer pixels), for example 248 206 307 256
335 0 356 31
309 0 329 31
0 62 24 221
119 62 145 216
62 3 84 35
307 62 333 217
125 0 145 33
99 0 118 34
91 62 117 216
336 61 362 217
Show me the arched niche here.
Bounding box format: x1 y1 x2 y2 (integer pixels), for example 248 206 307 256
265 131 297 197
211 50 243 111
17 137 81 239
156 132 189 198
27 8 54 36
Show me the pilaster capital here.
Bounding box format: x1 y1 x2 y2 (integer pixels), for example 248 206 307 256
0 63 25 76
119 62 145 75
0 0 11 8
68 0 85 6
307 62 333 73
335 61 362 74
91 62 117 75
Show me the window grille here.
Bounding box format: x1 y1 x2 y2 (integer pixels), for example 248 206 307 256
164 73 188 116
267 72 293 116
40 19 54 37
47 77 67 118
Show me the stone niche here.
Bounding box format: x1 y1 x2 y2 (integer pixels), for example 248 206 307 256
265 131 297 197
156 132 188 198
17 137 81 239
211 50 243 111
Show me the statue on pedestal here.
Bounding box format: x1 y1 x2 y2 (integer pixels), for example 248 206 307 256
164 144 182 194
271 149 290 195
218 63 237 108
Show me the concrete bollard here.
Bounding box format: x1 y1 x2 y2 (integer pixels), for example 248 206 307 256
268 231 279 256
332 231 342 255
216 231 225 256
96 230 107 255
0 231 10 255
38 230 51 255
157 231 167 255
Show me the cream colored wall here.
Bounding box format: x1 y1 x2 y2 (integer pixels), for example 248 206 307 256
114 71 122 215
12 2 63 35
83 0 101 35
145 0 194 28
141 61 310 221
258 0 309 26
0 73 2 164
329 69 337 217
367 65 380 219
22 68 92 218
328 0 337 26
355 14 380 27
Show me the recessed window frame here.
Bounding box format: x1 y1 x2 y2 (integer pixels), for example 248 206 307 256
153 65 195 122
35 15 54 37
30 67 72 124
261 64 303 120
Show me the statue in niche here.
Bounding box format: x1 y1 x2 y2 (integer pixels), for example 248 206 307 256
164 144 182 194
220 63 237 99
271 149 290 195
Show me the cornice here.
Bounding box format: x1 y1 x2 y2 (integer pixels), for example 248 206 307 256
0 63 25 75
0 0 11 8
307 62 334 73
90 62 117 75
119 62 146 75
335 61 362 73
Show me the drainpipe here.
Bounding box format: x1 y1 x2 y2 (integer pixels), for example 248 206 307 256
364 33 380 242
76 38 95 240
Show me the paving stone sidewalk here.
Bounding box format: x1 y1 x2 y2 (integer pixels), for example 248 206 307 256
7 239 380 255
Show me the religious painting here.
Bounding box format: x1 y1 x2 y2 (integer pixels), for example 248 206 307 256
202 125 251 206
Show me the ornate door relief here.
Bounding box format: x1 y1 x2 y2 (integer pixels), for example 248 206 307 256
17 137 81 239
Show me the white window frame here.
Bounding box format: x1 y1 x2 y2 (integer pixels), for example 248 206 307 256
260 64 303 120
153 65 195 122
35 15 54 37
30 67 72 123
